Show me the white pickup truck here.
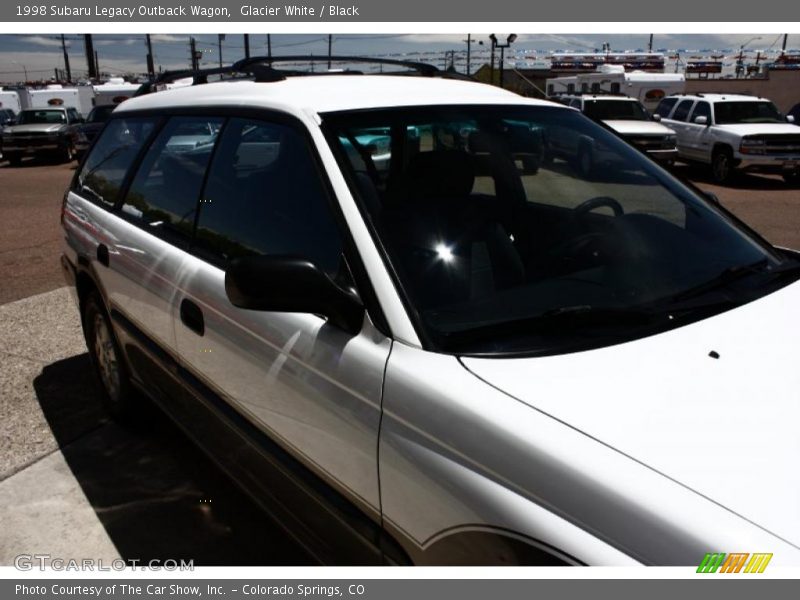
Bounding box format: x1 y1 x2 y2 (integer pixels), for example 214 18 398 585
655 93 800 184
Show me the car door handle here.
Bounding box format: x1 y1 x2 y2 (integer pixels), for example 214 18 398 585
180 298 205 336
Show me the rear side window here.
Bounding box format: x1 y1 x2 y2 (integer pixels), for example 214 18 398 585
193 118 343 276
75 117 157 207
120 116 223 246
671 99 695 122
654 97 678 118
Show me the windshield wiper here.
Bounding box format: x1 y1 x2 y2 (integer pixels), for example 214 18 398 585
671 258 770 303
436 305 657 350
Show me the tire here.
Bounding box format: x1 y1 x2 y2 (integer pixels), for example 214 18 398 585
58 142 75 163
83 291 138 422
711 148 734 184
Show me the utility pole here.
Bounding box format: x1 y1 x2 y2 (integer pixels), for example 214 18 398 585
145 34 155 78
84 34 97 79
218 34 225 68
190 37 199 70
267 34 272 58
95 51 100 78
464 34 472 75
327 34 332 69
782 34 788 54
648 34 654 52
244 34 250 59
489 35 496 85
60 34 72 82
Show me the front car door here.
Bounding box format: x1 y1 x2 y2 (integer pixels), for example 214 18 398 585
171 115 390 561
683 100 713 161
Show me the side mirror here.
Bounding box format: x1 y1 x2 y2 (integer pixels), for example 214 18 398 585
694 116 708 125
225 255 364 334
703 191 721 206
788 115 796 124
652 114 662 122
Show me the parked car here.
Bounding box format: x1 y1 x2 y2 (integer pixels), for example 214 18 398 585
61 59 800 566
2 106 83 165
655 93 800 183
74 104 117 160
0 107 16 126
551 94 678 175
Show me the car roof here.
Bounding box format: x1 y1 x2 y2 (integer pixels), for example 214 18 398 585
114 76 559 117
668 93 771 103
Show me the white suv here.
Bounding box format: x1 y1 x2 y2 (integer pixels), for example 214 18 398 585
553 94 678 174
655 93 800 184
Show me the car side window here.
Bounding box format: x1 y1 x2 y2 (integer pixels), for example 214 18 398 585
655 97 678 118
193 118 343 277
671 99 695 122
74 117 158 208
690 101 711 123
120 116 223 247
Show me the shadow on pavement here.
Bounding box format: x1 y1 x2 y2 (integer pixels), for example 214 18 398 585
32 353 314 566
670 163 798 191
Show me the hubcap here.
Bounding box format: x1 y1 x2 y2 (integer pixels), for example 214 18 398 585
93 313 120 401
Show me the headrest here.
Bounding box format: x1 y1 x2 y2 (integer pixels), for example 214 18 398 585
405 150 475 204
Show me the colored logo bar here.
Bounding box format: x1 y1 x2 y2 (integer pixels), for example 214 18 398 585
697 553 773 573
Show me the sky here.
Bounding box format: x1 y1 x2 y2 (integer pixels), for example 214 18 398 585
0 33 797 83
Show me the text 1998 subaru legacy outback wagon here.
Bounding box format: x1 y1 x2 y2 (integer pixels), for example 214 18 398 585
60 57 800 566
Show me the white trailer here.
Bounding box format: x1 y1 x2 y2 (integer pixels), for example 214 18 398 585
92 78 140 107
20 85 84 114
547 65 686 111
0 90 22 114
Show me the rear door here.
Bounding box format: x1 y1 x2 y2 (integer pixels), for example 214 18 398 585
108 115 222 388
663 99 695 158
171 116 390 543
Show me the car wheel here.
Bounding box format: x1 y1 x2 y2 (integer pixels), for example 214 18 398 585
59 142 75 163
577 146 594 179
83 291 138 422
711 148 734 184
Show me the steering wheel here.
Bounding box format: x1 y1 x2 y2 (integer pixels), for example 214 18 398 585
573 196 624 218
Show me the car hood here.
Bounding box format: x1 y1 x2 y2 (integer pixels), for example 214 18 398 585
714 123 800 136
461 280 800 547
604 120 675 136
7 123 65 134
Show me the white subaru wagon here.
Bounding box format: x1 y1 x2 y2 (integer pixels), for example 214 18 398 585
60 57 800 566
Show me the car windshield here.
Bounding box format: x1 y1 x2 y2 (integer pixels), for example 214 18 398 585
582 99 650 121
17 109 65 124
87 105 115 123
714 101 784 124
324 105 798 355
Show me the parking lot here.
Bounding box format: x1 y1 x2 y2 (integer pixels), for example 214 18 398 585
0 156 798 566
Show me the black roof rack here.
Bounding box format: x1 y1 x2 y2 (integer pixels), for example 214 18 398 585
132 66 242 96
133 55 470 96
232 55 441 81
